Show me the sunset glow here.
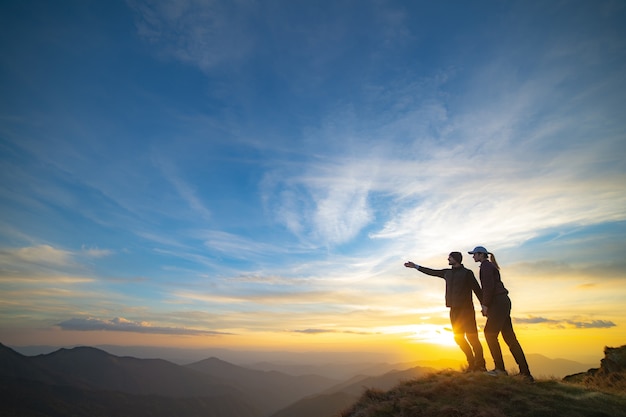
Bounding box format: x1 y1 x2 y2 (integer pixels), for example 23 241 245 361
1 0 625 365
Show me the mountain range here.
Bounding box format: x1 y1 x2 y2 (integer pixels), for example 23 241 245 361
0 342 598 417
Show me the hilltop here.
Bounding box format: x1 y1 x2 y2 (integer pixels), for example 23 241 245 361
340 370 626 417
340 345 626 417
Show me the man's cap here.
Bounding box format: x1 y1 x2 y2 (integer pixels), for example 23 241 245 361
468 246 489 254
449 252 462 263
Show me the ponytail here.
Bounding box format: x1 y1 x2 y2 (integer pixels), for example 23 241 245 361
489 252 500 270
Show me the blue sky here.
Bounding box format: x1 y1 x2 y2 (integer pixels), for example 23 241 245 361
1 0 625 361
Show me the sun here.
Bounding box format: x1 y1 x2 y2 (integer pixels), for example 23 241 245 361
380 324 457 347
410 324 457 347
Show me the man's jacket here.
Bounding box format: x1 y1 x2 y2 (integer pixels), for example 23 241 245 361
417 265 483 308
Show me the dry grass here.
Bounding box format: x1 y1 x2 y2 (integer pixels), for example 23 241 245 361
339 370 626 417
564 370 626 395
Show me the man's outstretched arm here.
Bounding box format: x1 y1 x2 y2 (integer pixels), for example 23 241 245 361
404 261 446 278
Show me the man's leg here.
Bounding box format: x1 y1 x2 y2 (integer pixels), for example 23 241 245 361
451 309 475 368
466 331 485 370
454 333 475 366
460 308 485 370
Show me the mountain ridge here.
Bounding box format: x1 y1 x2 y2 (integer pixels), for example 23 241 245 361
268 365 435 417
0 342 338 416
1 342 614 417
186 356 338 414
8 343 597 378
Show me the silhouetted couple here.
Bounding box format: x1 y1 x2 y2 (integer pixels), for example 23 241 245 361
405 246 534 382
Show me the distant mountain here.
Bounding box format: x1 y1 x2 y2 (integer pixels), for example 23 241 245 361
248 360 443 379
270 391 357 417
249 353 595 380
0 342 69 385
322 366 435 396
12 343 421 370
12 343 600 377
0 375 258 417
269 365 435 417
246 360 386 379
0 343 339 417
0 343 258 417
522 353 596 378
186 356 339 415
25 345 244 398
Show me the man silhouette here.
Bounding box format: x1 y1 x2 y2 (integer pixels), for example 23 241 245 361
405 252 486 371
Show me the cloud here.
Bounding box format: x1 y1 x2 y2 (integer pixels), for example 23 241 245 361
152 155 212 221
81 246 113 258
514 316 616 329
111 0 626 274
202 230 288 259
57 317 232 335
289 328 376 335
255 41 626 261
263 159 379 247
0 275 94 284
0 244 113 279
567 320 617 329
0 245 73 268
503 254 626 288
291 328 336 334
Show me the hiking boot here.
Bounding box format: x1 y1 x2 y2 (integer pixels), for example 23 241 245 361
515 372 535 382
485 369 508 376
473 360 487 372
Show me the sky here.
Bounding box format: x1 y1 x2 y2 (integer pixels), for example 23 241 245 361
1 0 625 365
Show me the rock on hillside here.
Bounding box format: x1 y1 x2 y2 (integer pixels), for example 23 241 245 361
563 345 626 393
601 345 626 373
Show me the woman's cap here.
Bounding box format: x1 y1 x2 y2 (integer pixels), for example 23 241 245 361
468 246 488 254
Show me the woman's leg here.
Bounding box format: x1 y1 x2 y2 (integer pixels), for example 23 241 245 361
501 303 531 375
484 295 509 371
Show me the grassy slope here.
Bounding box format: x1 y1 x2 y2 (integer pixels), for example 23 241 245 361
340 370 626 417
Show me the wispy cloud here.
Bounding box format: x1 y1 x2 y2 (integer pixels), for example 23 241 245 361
514 316 617 329
265 164 375 246
57 316 232 335
152 154 212 221
0 244 111 278
81 245 113 258
202 230 288 258
0 245 73 268
0 275 94 284
255 45 626 261
288 328 377 335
